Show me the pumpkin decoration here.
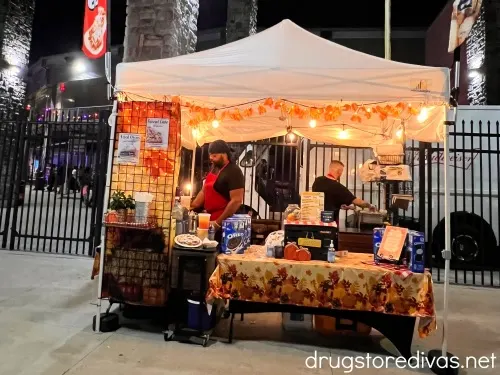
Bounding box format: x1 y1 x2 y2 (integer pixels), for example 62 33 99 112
296 247 311 261
284 242 299 260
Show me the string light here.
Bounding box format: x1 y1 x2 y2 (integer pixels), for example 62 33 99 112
337 125 349 140
395 128 403 139
309 119 317 128
212 119 220 129
417 107 429 123
192 128 200 139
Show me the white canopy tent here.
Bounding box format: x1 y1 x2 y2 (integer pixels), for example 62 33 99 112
116 19 450 149
104 19 454 363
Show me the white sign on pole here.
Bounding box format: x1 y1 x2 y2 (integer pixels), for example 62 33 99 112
146 118 170 149
117 133 141 165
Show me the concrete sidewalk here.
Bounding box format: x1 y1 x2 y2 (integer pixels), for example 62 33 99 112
0 250 498 375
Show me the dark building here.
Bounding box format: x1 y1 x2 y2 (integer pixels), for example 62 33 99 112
426 0 498 105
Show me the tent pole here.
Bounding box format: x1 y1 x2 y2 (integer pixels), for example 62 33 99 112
190 148 196 197
384 0 391 59
428 54 460 375
94 100 118 333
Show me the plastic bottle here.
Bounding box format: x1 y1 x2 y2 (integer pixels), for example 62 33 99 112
172 198 184 235
327 240 336 263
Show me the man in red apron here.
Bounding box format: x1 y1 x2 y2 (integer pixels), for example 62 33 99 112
190 140 245 239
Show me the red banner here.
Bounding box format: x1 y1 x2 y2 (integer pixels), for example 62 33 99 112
82 0 108 59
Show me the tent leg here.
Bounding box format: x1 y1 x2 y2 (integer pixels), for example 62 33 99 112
427 107 458 375
94 101 118 333
190 148 196 197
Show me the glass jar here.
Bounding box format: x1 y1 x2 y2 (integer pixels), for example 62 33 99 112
283 204 300 229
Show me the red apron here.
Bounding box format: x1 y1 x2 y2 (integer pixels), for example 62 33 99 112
203 162 230 221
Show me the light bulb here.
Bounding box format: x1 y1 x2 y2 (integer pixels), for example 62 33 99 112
192 129 200 139
396 129 403 139
417 107 429 123
286 131 296 143
337 129 349 139
185 183 192 193
212 119 219 128
309 119 317 128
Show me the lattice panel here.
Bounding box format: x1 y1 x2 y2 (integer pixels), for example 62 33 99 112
111 101 181 237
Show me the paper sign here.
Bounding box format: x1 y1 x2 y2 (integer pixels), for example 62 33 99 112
300 192 324 221
146 118 170 149
377 226 408 261
117 133 141 165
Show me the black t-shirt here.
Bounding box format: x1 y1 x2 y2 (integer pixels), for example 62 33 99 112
212 162 245 201
311 176 356 221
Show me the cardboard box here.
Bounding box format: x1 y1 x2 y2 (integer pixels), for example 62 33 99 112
407 230 425 273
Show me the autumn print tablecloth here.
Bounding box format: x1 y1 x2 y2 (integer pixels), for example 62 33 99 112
207 247 436 337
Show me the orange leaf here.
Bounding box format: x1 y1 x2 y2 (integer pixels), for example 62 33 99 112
264 98 274 107
258 105 267 115
243 107 253 117
351 103 358 112
343 104 352 111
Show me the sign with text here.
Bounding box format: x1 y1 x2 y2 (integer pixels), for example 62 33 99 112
377 226 408 262
117 133 141 165
448 0 483 53
146 118 170 149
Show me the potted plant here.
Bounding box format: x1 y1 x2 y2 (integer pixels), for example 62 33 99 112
109 190 128 222
125 194 135 222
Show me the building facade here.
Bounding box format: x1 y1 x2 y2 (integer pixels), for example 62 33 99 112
426 0 499 105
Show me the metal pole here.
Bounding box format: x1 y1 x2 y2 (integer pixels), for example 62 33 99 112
95 101 117 333
190 148 196 197
384 0 391 60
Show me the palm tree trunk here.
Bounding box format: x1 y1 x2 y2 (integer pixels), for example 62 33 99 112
123 0 200 62
226 0 258 43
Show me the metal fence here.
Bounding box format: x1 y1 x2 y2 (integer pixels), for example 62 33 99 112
184 125 500 287
0 107 111 255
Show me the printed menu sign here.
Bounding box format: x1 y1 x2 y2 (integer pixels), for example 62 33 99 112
300 192 324 221
377 226 408 262
117 133 141 165
146 118 170 149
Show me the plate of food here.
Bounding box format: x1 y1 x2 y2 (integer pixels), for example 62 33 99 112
175 234 202 248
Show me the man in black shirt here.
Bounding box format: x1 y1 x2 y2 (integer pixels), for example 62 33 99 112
312 160 374 223
190 140 245 232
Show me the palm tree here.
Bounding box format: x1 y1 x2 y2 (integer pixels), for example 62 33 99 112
123 0 200 63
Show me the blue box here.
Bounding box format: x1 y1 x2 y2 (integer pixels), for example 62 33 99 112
373 228 425 272
406 230 425 273
373 227 385 260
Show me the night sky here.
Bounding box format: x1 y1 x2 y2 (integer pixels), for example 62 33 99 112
30 0 449 63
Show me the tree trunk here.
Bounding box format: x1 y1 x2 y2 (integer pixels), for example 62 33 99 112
226 0 258 44
123 0 200 63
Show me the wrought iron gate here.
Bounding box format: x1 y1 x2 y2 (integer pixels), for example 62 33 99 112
0 107 111 255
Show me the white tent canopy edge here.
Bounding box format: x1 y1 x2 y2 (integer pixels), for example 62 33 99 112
115 19 450 150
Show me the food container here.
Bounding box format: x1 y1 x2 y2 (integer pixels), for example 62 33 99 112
197 228 208 241
198 213 211 230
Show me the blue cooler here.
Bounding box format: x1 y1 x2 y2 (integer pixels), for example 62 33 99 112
187 297 216 331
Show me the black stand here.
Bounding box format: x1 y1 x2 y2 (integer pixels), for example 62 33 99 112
226 300 416 359
164 247 217 347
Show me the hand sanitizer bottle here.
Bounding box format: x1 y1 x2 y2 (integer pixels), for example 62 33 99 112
327 240 336 263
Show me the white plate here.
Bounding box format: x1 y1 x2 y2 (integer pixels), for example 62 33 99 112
174 234 202 248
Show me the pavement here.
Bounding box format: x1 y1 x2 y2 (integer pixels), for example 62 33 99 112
0 250 499 375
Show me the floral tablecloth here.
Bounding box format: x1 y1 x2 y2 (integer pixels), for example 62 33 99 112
207 246 437 338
